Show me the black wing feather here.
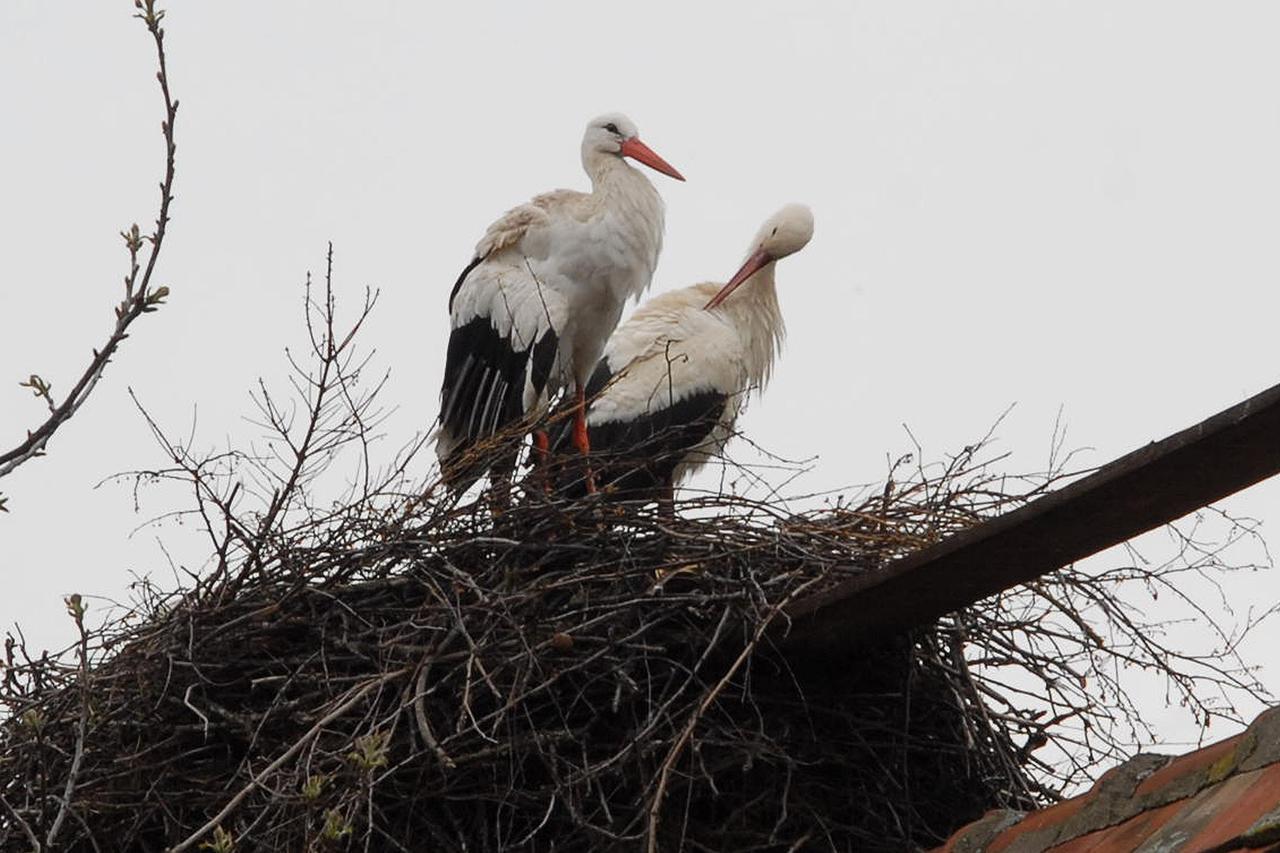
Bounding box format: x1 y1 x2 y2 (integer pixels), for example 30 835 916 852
448 255 484 312
589 391 728 493
582 358 614 399
553 361 728 498
438 315 559 488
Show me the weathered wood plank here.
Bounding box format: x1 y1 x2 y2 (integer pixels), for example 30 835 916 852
783 382 1280 655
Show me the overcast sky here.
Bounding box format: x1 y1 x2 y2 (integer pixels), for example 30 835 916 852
3 1 1280 762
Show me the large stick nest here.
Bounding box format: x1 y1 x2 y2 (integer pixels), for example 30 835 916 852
1 269 1267 853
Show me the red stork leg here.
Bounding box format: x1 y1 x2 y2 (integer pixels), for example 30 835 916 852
531 429 552 494
532 429 550 463
571 385 597 494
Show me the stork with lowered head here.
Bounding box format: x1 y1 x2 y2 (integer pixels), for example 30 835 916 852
560 204 815 505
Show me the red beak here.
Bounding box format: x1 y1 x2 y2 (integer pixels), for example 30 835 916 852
619 137 686 182
704 248 772 310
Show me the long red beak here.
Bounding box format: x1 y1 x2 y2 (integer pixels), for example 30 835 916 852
619 137 686 182
705 248 772 310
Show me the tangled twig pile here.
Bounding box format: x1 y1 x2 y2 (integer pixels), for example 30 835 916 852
1 260 1269 853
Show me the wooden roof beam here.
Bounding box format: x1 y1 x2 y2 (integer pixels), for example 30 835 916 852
783 381 1280 656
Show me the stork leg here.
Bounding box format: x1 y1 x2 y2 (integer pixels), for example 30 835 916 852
571 385 597 495
532 429 551 462
531 429 552 495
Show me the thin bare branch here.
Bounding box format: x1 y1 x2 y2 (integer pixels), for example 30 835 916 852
0 0 178 486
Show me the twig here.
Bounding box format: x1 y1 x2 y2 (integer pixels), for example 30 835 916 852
0 0 178 484
1 793 42 852
167 669 408 853
44 594 92 849
411 632 458 770
644 575 824 853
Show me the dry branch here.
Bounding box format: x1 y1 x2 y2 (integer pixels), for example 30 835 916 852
0 0 177 506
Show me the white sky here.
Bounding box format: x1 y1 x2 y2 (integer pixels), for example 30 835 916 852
3 1 1279 763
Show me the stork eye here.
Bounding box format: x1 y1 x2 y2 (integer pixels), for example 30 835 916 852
771 227 778 236
604 123 619 134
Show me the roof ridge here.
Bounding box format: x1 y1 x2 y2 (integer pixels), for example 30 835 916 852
938 706 1280 852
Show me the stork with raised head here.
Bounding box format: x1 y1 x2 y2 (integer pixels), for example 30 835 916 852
561 204 814 504
435 113 684 493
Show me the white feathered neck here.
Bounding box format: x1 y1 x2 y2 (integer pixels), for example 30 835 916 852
580 151 666 296
710 264 785 393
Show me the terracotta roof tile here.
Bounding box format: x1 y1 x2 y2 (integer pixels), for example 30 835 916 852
938 810 1025 853
1133 734 1244 798
985 792 1095 853
1240 708 1280 773
934 707 1280 853
1183 763 1280 851
1048 798 1185 853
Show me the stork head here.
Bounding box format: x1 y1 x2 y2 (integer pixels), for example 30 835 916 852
705 204 814 309
582 113 685 181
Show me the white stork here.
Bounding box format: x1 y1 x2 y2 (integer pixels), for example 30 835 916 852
561 204 814 503
435 113 684 492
